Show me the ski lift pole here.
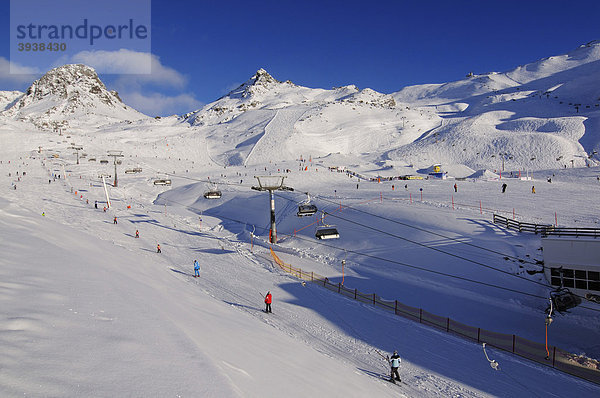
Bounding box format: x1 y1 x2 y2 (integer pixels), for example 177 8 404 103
269 190 276 244
342 250 347 285
101 175 111 209
545 297 554 359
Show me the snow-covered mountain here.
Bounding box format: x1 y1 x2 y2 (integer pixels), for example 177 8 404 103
1 42 599 173
183 68 435 166
1 64 148 131
175 42 600 171
0 90 22 111
3 44 600 397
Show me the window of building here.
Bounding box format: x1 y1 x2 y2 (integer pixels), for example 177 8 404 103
549 267 600 292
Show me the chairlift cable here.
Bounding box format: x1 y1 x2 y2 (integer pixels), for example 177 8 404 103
323 211 550 289
309 193 544 267
139 180 600 312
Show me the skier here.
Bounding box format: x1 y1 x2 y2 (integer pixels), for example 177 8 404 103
454 183 457 192
531 185 536 194
157 244 161 253
387 350 401 383
135 230 139 238
194 259 200 277
113 216 118 224
264 291 272 313
501 183 507 193
94 200 98 209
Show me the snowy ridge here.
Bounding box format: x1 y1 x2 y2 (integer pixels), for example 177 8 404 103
0 90 22 111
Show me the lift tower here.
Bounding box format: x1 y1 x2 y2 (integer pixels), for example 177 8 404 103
107 150 124 187
251 176 293 244
68 145 83 164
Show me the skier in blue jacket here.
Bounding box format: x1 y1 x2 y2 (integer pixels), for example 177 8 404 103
388 350 401 383
194 260 200 277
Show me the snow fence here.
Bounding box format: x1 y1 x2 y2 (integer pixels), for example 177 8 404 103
269 247 600 385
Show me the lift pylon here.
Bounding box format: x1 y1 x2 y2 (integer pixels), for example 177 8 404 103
251 176 293 244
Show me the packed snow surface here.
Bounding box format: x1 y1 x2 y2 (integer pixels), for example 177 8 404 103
2 42 600 397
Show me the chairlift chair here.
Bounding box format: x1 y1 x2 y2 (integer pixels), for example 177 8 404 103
315 226 339 240
204 189 222 199
550 288 581 313
297 203 318 217
297 193 318 217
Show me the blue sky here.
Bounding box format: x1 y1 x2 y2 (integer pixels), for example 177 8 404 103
1 0 599 115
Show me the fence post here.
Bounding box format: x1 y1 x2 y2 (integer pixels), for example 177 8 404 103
395 300 398 315
373 294 376 305
552 347 556 367
338 282 341 293
311 271 314 282
324 277 327 287
354 288 357 300
447 318 450 332
419 308 423 323
477 328 480 343
512 335 516 353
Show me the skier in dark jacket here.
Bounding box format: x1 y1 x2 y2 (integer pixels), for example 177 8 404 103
388 350 401 383
501 183 507 193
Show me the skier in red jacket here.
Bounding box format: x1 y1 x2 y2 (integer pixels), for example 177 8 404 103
264 291 272 313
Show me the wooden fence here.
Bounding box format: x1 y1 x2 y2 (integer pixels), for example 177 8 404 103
493 214 600 238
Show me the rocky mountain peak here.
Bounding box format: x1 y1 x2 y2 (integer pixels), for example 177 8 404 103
2 63 144 130
251 68 278 86
21 64 121 106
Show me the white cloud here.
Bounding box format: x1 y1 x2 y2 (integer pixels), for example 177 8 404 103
0 57 41 85
119 91 203 116
69 49 187 88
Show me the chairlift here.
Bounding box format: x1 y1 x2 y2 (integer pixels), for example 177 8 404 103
297 193 317 217
204 189 222 199
153 179 171 186
549 287 581 313
315 226 340 240
298 203 318 217
315 212 339 240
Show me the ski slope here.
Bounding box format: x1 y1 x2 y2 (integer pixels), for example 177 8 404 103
2 123 600 397
2 42 600 397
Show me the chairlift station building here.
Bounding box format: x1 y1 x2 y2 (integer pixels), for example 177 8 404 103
542 236 600 298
